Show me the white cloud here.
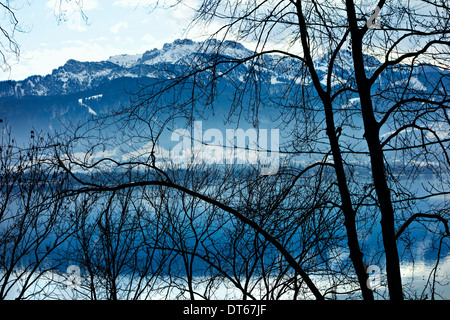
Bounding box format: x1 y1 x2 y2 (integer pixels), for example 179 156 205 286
114 36 134 44
0 41 127 81
46 0 100 11
168 0 196 21
45 0 100 31
141 33 155 43
112 0 157 7
110 21 129 34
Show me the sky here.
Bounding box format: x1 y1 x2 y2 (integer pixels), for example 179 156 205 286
0 0 206 81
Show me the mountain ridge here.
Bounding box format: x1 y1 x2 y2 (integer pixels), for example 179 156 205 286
0 38 447 139
0 38 390 99
0 39 259 98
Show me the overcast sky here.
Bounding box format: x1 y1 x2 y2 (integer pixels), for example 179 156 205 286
1 0 206 81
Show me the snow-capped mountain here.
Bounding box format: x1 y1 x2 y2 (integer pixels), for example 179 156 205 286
0 39 266 98
0 38 448 143
0 38 442 100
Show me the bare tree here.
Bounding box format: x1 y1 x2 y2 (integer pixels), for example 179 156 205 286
0 1 22 73
86 0 447 300
3 0 448 301
0 124 74 299
0 0 86 76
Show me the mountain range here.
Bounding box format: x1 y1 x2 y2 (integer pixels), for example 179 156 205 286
0 38 448 143
0 39 281 98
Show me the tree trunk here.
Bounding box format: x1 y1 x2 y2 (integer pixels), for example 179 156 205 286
323 100 375 301
294 0 374 300
351 36 404 300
